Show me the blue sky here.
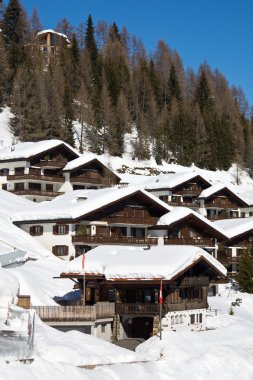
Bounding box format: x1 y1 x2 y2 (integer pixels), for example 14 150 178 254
19 0 253 107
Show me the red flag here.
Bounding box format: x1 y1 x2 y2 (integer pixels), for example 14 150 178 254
159 279 163 305
82 253 86 271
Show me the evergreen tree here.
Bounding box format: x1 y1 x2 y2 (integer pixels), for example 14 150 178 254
168 63 181 105
2 0 29 71
237 246 253 293
0 33 10 106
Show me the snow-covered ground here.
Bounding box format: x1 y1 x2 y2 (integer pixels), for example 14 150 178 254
0 107 253 379
0 281 253 379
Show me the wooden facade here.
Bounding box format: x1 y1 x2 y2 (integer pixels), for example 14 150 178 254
169 176 210 206
203 188 247 220
67 158 120 189
72 191 168 252
59 256 226 339
1 144 119 201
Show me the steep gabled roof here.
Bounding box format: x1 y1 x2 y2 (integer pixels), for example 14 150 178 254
61 244 227 280
143 172 211 191
12 187 172 223
63 153 121 182
0 140 79 162
198 184 248 207
151 207 228 240
214 217 253 240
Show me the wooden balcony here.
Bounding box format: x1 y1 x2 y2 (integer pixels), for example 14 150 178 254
36 160 67 168
167 201 199 208
33 302 115 322
70 175 102 184
164 237 215 247
173 189 201 196
179 276 209 287
7 174 64 183
205 202 238 209
106 216 157 225
10 189 63 197
115 300 207 316
217 253 240 266
72 235 158 246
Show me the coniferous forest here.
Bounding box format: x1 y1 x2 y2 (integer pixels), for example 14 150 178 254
0 0 253 171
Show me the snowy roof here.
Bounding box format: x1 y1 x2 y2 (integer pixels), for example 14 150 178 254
37 29 70 43
62 244 227 279
142 171 211 190
0 139 79 161
63 152 103 171
156 207 227 238
214 217 253 239
199 184 248 205
63 153 120 180
12 187 172 222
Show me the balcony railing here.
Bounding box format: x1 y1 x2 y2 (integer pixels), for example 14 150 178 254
10 189 63 197
217 253 240 266
72 235 158 246
173 189 201 196
167 201 199 208
115 300 207 315
35 160 67 168
33 302 115 322
180 276 209 287
205 202 238 209
106 216 157 225
164 237 215 247
7 174 64 183
70 175 102 184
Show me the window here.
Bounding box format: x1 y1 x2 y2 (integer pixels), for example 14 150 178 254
28 182 41 190
131 228 145 238
2 184 7 190
14 167 25 174
159 195 168 202
190 314 195 324
46 184 53 191
14 182 25 190
136 289 142 303
199 313 203 323
30 225 43 236
52 245 68 256
53 225 69 235
0 168 9 176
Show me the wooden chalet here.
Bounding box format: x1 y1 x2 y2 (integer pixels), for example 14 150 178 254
62 156 120 190
0 141 119 202
55 245 227 340
13 188 171 258
145 174 211 210
36 29 69 57
149 209 227 255
0 141 78 202
198 186 248 220
214 218 253 275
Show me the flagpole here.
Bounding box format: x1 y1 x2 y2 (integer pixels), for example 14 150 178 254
82 252 85 307
159 278 163 340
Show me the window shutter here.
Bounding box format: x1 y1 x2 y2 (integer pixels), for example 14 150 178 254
30 226 34 235
65 225 69 234
53 225 57 234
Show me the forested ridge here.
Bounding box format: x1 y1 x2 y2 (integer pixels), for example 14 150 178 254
0 0 252 171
